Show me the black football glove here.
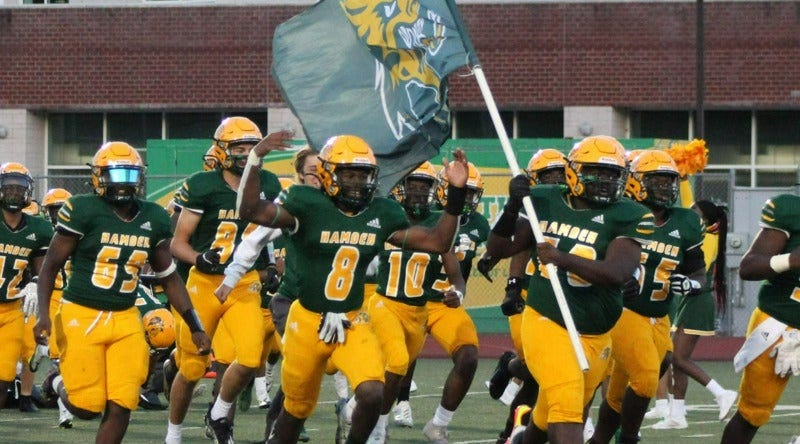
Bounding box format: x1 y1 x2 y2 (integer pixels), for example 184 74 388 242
669 273 702 297
500 276 525 316
621 277 640 303
264 265 281 294
476 255 500 282
195 247 222 274
507 174 531 213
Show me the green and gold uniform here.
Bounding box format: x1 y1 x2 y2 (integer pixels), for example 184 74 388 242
277 185 409 419
0 214 52 381
605 207 704 412
737 194 800 427
520 186 653 429
172 169 281 380
425 212 485 356
55 195 170 412
371 211 441 375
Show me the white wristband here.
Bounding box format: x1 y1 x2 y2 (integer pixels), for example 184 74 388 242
247 150 263 167
770 253 792 274
454 289 464 303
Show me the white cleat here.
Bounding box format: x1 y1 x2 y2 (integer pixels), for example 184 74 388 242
366 424 387 444
644 404 669 420
423 419 449 443
716 389 738 421
583 416 595 441
652 415 688 430
393 400 414 427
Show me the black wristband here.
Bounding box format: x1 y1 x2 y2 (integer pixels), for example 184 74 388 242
505 276 520 292
444 184 467 216
491 205 519 238
181 308 205 334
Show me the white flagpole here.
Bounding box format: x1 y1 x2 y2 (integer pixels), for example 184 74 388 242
471 66 589 372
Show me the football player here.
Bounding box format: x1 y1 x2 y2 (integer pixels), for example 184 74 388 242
39 187 74 427
33 142 210 444
166 117 282 444
349 161 466 442
0 163 53 411
490 148 567 443
720 193 800 444
238 134 469 443
588 150 708 442
486 136 653 444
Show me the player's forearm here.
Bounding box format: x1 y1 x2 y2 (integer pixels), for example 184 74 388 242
36 262 57 320
169 238 200 265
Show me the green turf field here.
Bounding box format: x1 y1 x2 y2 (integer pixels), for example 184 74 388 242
1 359 798 443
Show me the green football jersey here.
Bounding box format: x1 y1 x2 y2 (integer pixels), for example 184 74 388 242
58 195 172 311
756 194 800 328
173 169 281 275
627 206 705 317
525 186 654 334
135 283 166 316
375 211 444 307
455 212 490 281
0 214 53 303
277 185 409 313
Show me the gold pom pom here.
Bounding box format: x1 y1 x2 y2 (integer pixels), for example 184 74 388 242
665 139 708 178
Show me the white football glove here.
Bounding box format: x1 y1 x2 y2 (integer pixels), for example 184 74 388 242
317 312 351 344
21 281 38 317
668 273 702 298
769 329 800 378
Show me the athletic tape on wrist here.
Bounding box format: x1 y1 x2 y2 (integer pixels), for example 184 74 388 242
770 253 791 274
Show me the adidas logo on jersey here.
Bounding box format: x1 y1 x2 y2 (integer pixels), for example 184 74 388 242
669 229 680 238
591 215 604 224
140 221 152 231
367 218 382 229
25 233 36 241
470 229 480 237
67 318 79 328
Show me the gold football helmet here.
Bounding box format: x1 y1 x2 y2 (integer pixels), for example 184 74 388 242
0 162 34 212
317 135 379 212
437 161 483 215
392 161 438 219
625 150 680 208
22 200 40 217
142 307 176 349
91 141 145 203
43 188 72 224
565 136 627 204
526 149 567 185
212 117 262 175
203 145 226 171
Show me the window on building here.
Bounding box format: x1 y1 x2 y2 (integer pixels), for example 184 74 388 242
704 111 751 165
165 112 222 139
454 111 513 138
48 113 103 166
630 111 690 139
517 111 564 138
107 112 162 157
755 110 800 166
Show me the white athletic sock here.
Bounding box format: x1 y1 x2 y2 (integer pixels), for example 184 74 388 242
706 379 725 398
671 399 686 419
255 376 268 400
375 414 388 431
52 374 63 394
432 405 455 427
654 398 669 411
347 396 358 415
165 421 182 443
210 398 233 421
499 380 521 405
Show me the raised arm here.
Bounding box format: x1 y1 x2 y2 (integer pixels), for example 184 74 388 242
237 131 295 227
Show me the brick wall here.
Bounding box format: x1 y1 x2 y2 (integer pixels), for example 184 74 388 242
1 2 798 110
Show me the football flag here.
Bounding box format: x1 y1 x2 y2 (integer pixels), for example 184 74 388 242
273 0 478 194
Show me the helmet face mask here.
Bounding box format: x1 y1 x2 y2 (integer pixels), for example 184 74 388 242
0 162 33 213
565 136 628 205
203 146 226 171
317 135 379 213
213 117 262 176
436 162 483 215
91 142 145 205
625 150 680 208
393 162 437 219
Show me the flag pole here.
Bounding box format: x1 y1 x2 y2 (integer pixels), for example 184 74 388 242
471 66 589 372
